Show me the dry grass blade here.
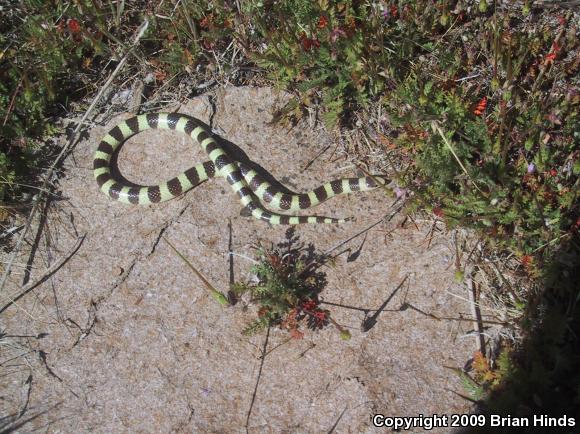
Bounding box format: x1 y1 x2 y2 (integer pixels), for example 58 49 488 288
467 274 486 355
431 121 485 196
163 237 229 306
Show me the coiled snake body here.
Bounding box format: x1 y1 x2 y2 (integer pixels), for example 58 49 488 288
93 113 385 224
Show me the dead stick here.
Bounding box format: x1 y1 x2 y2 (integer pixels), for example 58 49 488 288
467 274 486 355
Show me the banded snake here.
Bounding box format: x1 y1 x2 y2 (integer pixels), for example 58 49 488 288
93 113 386 224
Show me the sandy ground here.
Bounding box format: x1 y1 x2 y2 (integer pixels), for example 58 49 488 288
1 87 476 433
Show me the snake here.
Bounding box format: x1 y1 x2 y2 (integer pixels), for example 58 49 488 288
93 113 386 225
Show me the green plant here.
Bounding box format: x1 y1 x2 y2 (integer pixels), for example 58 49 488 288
232 231 350 339
379 3 578 269
240 0 395 128
453 347 515 403
0 1 108 205
0 2 100 141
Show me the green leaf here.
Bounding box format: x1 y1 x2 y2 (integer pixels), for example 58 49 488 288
524 137 534 151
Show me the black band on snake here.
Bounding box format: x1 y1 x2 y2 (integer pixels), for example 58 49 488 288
93 113 387 225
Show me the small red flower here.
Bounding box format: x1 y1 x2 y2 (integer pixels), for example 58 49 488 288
299 33 307 48
300 33 320 51
300 299 318 312
473 96 487 116
67 18 81 34
317 15 328 28
545 169 558 178
390 4 398 18
200 15 211 29
521 255 533 269
433 207 444 218
310 39 321 50
545 52 557 65
557 15 567 26
312 310 327 325
544 42 561 66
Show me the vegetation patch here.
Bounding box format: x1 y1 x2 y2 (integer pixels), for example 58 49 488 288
232 230 351 340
